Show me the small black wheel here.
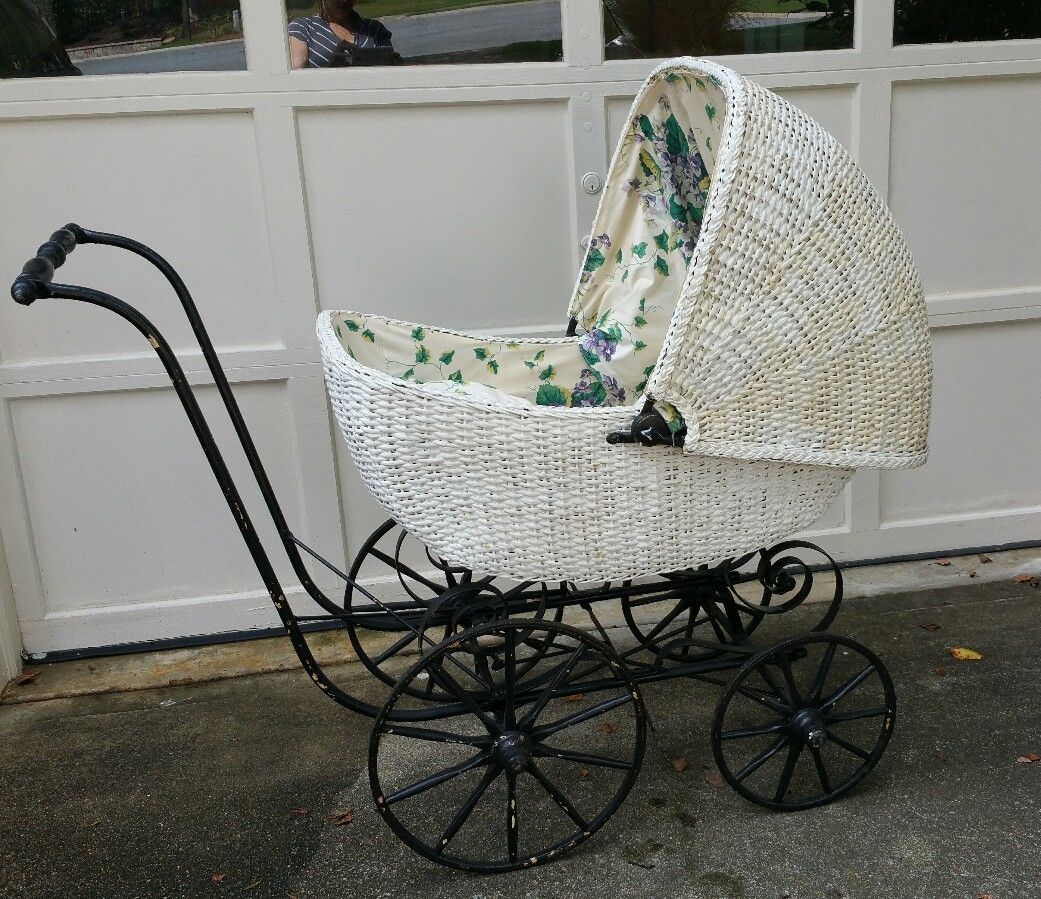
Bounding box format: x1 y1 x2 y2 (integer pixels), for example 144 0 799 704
343 520 561 699
711 633 895 811
342 519 487 695
369 620 647 872
621 574 761 661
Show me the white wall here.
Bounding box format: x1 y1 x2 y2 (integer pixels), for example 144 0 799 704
1 0 1040 658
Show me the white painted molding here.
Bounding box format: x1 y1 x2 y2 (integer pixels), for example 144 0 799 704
0 531 23 681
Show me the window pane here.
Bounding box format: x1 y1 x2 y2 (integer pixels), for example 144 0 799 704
894 1 1041 45
604 0 854 59
1 1 246 79
284 0 562 67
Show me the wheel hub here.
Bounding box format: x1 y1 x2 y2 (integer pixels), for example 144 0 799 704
493 732 531 773
789 708 826 748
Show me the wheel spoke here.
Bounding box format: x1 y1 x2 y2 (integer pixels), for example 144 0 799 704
643 598 691 644
502 629 517 729
381 724 492 746
819 664 876 713
733 734 790 783
425 662 501 734
383 752 491 805
436 764 500 854
527 760 588 830
531 693 633 740
532 745 634 770
732 683 790 716
506 770 519 863
826 705 890 724
718 721 788 741
779 658 803 708
516 644 586 730
773 743 803 803
756 665 791 710
369 546 444 594
808 640 837 701
706 612 730 644
370 631 419 667
826 729 871 761
809 745 832 795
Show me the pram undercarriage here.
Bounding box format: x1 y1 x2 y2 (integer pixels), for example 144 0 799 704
12 226 897 873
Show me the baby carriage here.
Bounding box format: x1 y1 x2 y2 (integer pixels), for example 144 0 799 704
11 58 930 873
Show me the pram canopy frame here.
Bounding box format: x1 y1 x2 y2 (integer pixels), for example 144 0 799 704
13 224 898 873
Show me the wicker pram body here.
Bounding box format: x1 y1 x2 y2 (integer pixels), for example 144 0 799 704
318 58 931 583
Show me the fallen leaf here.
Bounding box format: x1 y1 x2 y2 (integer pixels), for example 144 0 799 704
289 807 310 817
978 894 993 899
948 647 983 661
919 622 941 632
1016 752 1041 764
597 721 616 734
1013 574 1040 588
671 756 689 773
978 554 992 564
578 768 590 778
211 873 227 885
11 669 40 686
934 750 947 762
934 665 948 677
243 882 261 892
703 767 724 788
935 559 952 567
563 693 584 703
327 809 354 826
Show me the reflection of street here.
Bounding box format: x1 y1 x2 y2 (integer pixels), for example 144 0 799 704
78 0 562 74
77 38 246 74
73 4 826 74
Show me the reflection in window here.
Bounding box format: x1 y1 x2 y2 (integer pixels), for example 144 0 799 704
285 0 562 67
1 1 245 79
604 0 853 59
894 0 1041 45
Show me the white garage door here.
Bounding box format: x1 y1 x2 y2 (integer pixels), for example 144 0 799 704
1 0 1039 657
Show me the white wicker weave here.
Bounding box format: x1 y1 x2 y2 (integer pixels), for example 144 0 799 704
640 61 932 468
317 57 930 583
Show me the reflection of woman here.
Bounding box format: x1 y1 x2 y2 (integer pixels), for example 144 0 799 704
289 0 393 68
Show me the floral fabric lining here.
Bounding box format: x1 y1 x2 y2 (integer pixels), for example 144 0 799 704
330 72 727 420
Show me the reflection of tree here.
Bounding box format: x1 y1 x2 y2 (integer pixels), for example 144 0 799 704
51 0 239 46
603 0 855 57
604 0 743 56
895 0 1041 44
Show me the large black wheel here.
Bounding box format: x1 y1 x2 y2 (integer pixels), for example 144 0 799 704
711 633 895 811
369 620 647 872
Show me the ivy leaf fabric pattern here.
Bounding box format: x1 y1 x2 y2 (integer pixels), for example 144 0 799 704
328 70 727 432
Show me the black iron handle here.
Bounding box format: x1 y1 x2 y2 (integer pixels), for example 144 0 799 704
10 223 85 305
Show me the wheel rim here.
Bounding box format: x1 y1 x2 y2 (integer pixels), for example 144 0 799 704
711 633 895 811
369 620 647 872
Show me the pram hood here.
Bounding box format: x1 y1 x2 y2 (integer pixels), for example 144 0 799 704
574 59 931 470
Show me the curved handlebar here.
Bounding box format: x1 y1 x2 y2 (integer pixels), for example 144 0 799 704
10 223 86 305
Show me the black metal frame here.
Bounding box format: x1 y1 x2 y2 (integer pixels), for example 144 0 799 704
11 226 897 873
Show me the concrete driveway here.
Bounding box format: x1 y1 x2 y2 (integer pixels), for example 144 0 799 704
2 576 1040 897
